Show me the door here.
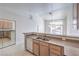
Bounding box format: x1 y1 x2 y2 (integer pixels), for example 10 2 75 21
40 41 49 56
33 40 40 56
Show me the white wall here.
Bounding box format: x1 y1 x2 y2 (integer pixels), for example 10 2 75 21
33 14 44 33
16 17 37 44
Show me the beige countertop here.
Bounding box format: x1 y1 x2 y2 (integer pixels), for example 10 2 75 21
24 32 79 56
23 32 79 43
23 32 79 39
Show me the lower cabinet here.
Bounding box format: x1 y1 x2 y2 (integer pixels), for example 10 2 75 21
49 44 64 56
33 40 40 56
0 31 11 38
33 39 64 56
40 41 49 56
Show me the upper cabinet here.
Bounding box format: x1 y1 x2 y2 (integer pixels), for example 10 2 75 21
2 21 12 29
0 19 15 30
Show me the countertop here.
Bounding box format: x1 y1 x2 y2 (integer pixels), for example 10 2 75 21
24 32 79 56
23 32 79 39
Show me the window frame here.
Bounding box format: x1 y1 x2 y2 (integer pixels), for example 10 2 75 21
45 19 64 35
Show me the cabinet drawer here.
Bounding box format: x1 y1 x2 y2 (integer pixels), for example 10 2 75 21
40 41 49 46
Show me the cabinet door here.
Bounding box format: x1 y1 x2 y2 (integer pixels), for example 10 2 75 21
33 41 40 56
3 21 7 29
26 37 33 52
3 31 11 38
1 21 12 29
40 42 49 56
49 44 64 56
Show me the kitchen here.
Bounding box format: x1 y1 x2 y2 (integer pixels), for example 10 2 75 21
0 3 79 56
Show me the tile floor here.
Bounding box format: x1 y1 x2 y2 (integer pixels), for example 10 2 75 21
0 38 15 48
0 42 34 56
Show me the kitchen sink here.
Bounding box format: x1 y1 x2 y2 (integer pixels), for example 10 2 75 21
36 36 49 41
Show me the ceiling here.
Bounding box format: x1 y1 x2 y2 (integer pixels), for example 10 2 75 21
0 3 72 17
0 3 48 16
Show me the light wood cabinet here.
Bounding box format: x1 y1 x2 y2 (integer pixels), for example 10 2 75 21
3 21 12 29
49 44 64 56
3 31 11 38
40 41 49 56
0 31 11 38
0 21 12 29
33 39 64 56
33 40 40 56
